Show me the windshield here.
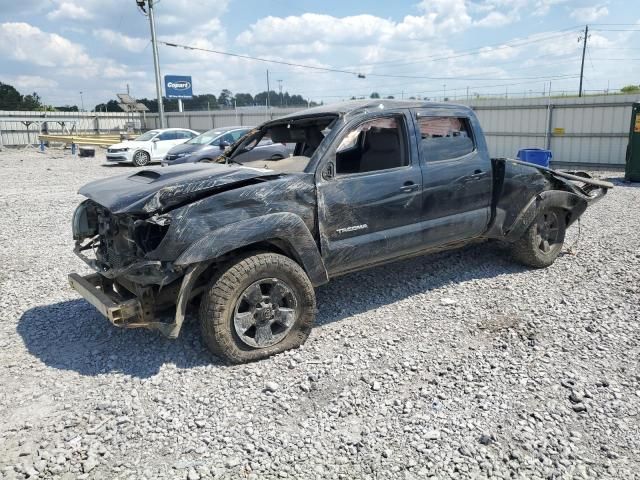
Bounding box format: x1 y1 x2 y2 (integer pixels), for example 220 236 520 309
221 115 337 173
187 129 227 145
135 130 159 141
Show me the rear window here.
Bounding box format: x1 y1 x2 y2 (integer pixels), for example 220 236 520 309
418 117 474 161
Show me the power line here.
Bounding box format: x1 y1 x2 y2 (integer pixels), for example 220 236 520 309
340 29 579 70
159 40 579 82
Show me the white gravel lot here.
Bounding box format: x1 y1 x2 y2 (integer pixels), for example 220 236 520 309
0 147 639 480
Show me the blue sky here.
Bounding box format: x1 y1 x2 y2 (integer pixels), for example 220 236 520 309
0 0 638 108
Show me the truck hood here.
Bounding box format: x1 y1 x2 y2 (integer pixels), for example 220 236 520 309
79 163 278 214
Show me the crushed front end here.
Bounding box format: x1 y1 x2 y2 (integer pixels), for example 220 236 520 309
69 199 191 337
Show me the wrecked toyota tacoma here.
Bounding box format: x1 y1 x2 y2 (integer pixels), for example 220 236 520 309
69 100 613 363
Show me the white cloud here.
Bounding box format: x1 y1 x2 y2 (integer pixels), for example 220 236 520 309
237 0 472 50
1 75 59 91
474 11 514 27
532 0 568 16
46 2 93 20
570 5 609 22
0 22 95 68
94 29 147 53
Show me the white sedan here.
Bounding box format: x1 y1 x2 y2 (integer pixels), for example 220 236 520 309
106 128 199 166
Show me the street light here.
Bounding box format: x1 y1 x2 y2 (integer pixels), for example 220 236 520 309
79 91 84 111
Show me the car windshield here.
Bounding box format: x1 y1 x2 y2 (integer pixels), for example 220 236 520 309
222 115 337 173
135 130 159 141
187 129 228 145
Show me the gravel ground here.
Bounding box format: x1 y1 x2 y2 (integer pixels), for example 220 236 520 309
0 147 639 480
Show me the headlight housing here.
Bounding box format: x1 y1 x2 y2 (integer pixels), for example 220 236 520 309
72 200 98 240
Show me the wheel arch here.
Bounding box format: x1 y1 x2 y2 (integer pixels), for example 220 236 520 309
504 190 588 243
174 212 329 287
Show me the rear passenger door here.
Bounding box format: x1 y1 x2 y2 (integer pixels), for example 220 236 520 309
413 111 493 244
317 113 424 275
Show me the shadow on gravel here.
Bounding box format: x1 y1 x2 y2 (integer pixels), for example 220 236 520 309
17 300 218 378
314 241 527 326
17 242 525 378
603 176 640 188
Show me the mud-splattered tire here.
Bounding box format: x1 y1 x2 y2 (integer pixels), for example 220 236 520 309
512 208 566 268
199 253 316 363
132 150 151 167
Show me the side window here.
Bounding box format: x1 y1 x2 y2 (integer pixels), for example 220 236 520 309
418 117 474 161
230 130 246 141
158 131 177 141
177 130 195 139
335 116 406 175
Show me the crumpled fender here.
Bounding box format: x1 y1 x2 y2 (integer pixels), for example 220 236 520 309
504 190 588 242
174 212 329 286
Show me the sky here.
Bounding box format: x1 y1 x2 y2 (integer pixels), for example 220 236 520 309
0 0 639 109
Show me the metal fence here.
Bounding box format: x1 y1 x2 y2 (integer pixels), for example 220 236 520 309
0 111 142 147
458 94 639 168
2 94 638 168
143 107 303 130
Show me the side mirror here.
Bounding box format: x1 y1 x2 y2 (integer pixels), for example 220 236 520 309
322 163 335 180
152 137 159 142
219 141 230 149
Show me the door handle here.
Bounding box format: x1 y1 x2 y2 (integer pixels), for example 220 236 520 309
400 182 420 193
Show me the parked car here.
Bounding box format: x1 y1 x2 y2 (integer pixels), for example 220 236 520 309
69 100 613 363
107 128 199 166
161 127 251 166
161 127 291 166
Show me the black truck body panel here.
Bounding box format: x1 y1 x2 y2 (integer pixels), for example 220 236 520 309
70 100 612 337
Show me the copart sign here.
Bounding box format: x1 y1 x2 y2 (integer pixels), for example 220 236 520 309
164 75 193 99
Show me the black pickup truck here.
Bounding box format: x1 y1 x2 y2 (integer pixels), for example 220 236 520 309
69 100 612 362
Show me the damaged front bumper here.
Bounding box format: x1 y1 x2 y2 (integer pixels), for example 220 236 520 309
69 273 143 326
68 262 208 339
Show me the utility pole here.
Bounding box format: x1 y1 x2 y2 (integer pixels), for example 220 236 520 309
277 79 283 107
578 25 589 98
266 70 271 110
139 0 165 127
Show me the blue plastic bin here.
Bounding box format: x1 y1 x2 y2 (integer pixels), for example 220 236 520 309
516 148 552 168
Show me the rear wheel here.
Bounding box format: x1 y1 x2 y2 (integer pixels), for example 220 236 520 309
512 208 566 268
199 252 316 363
132 150 151 167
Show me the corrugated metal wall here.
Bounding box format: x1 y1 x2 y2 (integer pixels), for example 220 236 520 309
143 108 303 131
0 111 140 147
3 95 638 167
460 94 639 167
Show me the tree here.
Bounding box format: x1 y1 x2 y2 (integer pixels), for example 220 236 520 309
385 95 395 99
93 100 120 112
0 82 22 110
234 93 253 107
620 85 640 94
21 92 42 110
218 89 233 107
370 92 380 99
55 105 79 112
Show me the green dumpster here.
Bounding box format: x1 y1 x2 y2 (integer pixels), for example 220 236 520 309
625 102 640 182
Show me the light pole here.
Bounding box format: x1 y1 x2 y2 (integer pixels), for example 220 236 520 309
137 0 165 127
79 91 84 111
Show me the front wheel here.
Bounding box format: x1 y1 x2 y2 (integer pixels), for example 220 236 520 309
199 253 316 363
512 208 566 268
132 150 151 167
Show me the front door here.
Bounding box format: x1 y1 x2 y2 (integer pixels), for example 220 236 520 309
151 131 180 160
413 111 493 244
317 113 423 275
